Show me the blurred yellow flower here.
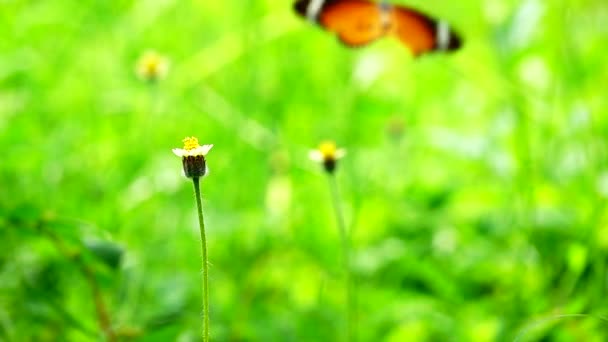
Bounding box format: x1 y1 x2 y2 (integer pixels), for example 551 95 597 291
173 137 213 178
309 141 346 173
135 50 169 82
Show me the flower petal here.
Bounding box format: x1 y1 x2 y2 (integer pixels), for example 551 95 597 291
308 150 323 162
335 149 347 159
199 144 213 156
172 148 186 157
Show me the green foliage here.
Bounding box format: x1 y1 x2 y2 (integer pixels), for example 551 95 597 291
1 0 608 341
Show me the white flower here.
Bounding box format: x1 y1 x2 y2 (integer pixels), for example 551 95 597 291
173 137 213 178
309 141 346 173
135 50 170 82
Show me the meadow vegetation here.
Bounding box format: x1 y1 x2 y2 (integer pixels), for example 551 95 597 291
1 0 608 341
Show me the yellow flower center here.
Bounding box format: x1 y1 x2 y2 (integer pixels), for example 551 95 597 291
318 141 337 159
144 59 159 74
183 136 201 151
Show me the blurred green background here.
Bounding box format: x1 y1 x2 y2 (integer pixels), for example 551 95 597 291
2 0 608 341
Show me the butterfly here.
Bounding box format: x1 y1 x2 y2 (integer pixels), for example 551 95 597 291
293 0 462 56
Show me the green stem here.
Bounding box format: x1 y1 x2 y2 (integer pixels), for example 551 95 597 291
328 174 354 342
192 177 210 342
38 224 116 341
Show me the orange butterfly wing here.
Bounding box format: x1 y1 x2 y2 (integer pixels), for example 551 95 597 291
293 0 462 54
318 0 387 47
389 6 461 55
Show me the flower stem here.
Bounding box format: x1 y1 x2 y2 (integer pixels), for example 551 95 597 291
192 177 210 342
328 174 354 342
38 224 116 342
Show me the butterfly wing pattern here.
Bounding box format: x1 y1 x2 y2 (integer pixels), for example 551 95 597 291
293 0 461 56
318 0 387 47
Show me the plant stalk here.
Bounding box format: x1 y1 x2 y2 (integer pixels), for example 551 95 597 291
193 177 210 342
328 174 354 342
39 224 116 342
